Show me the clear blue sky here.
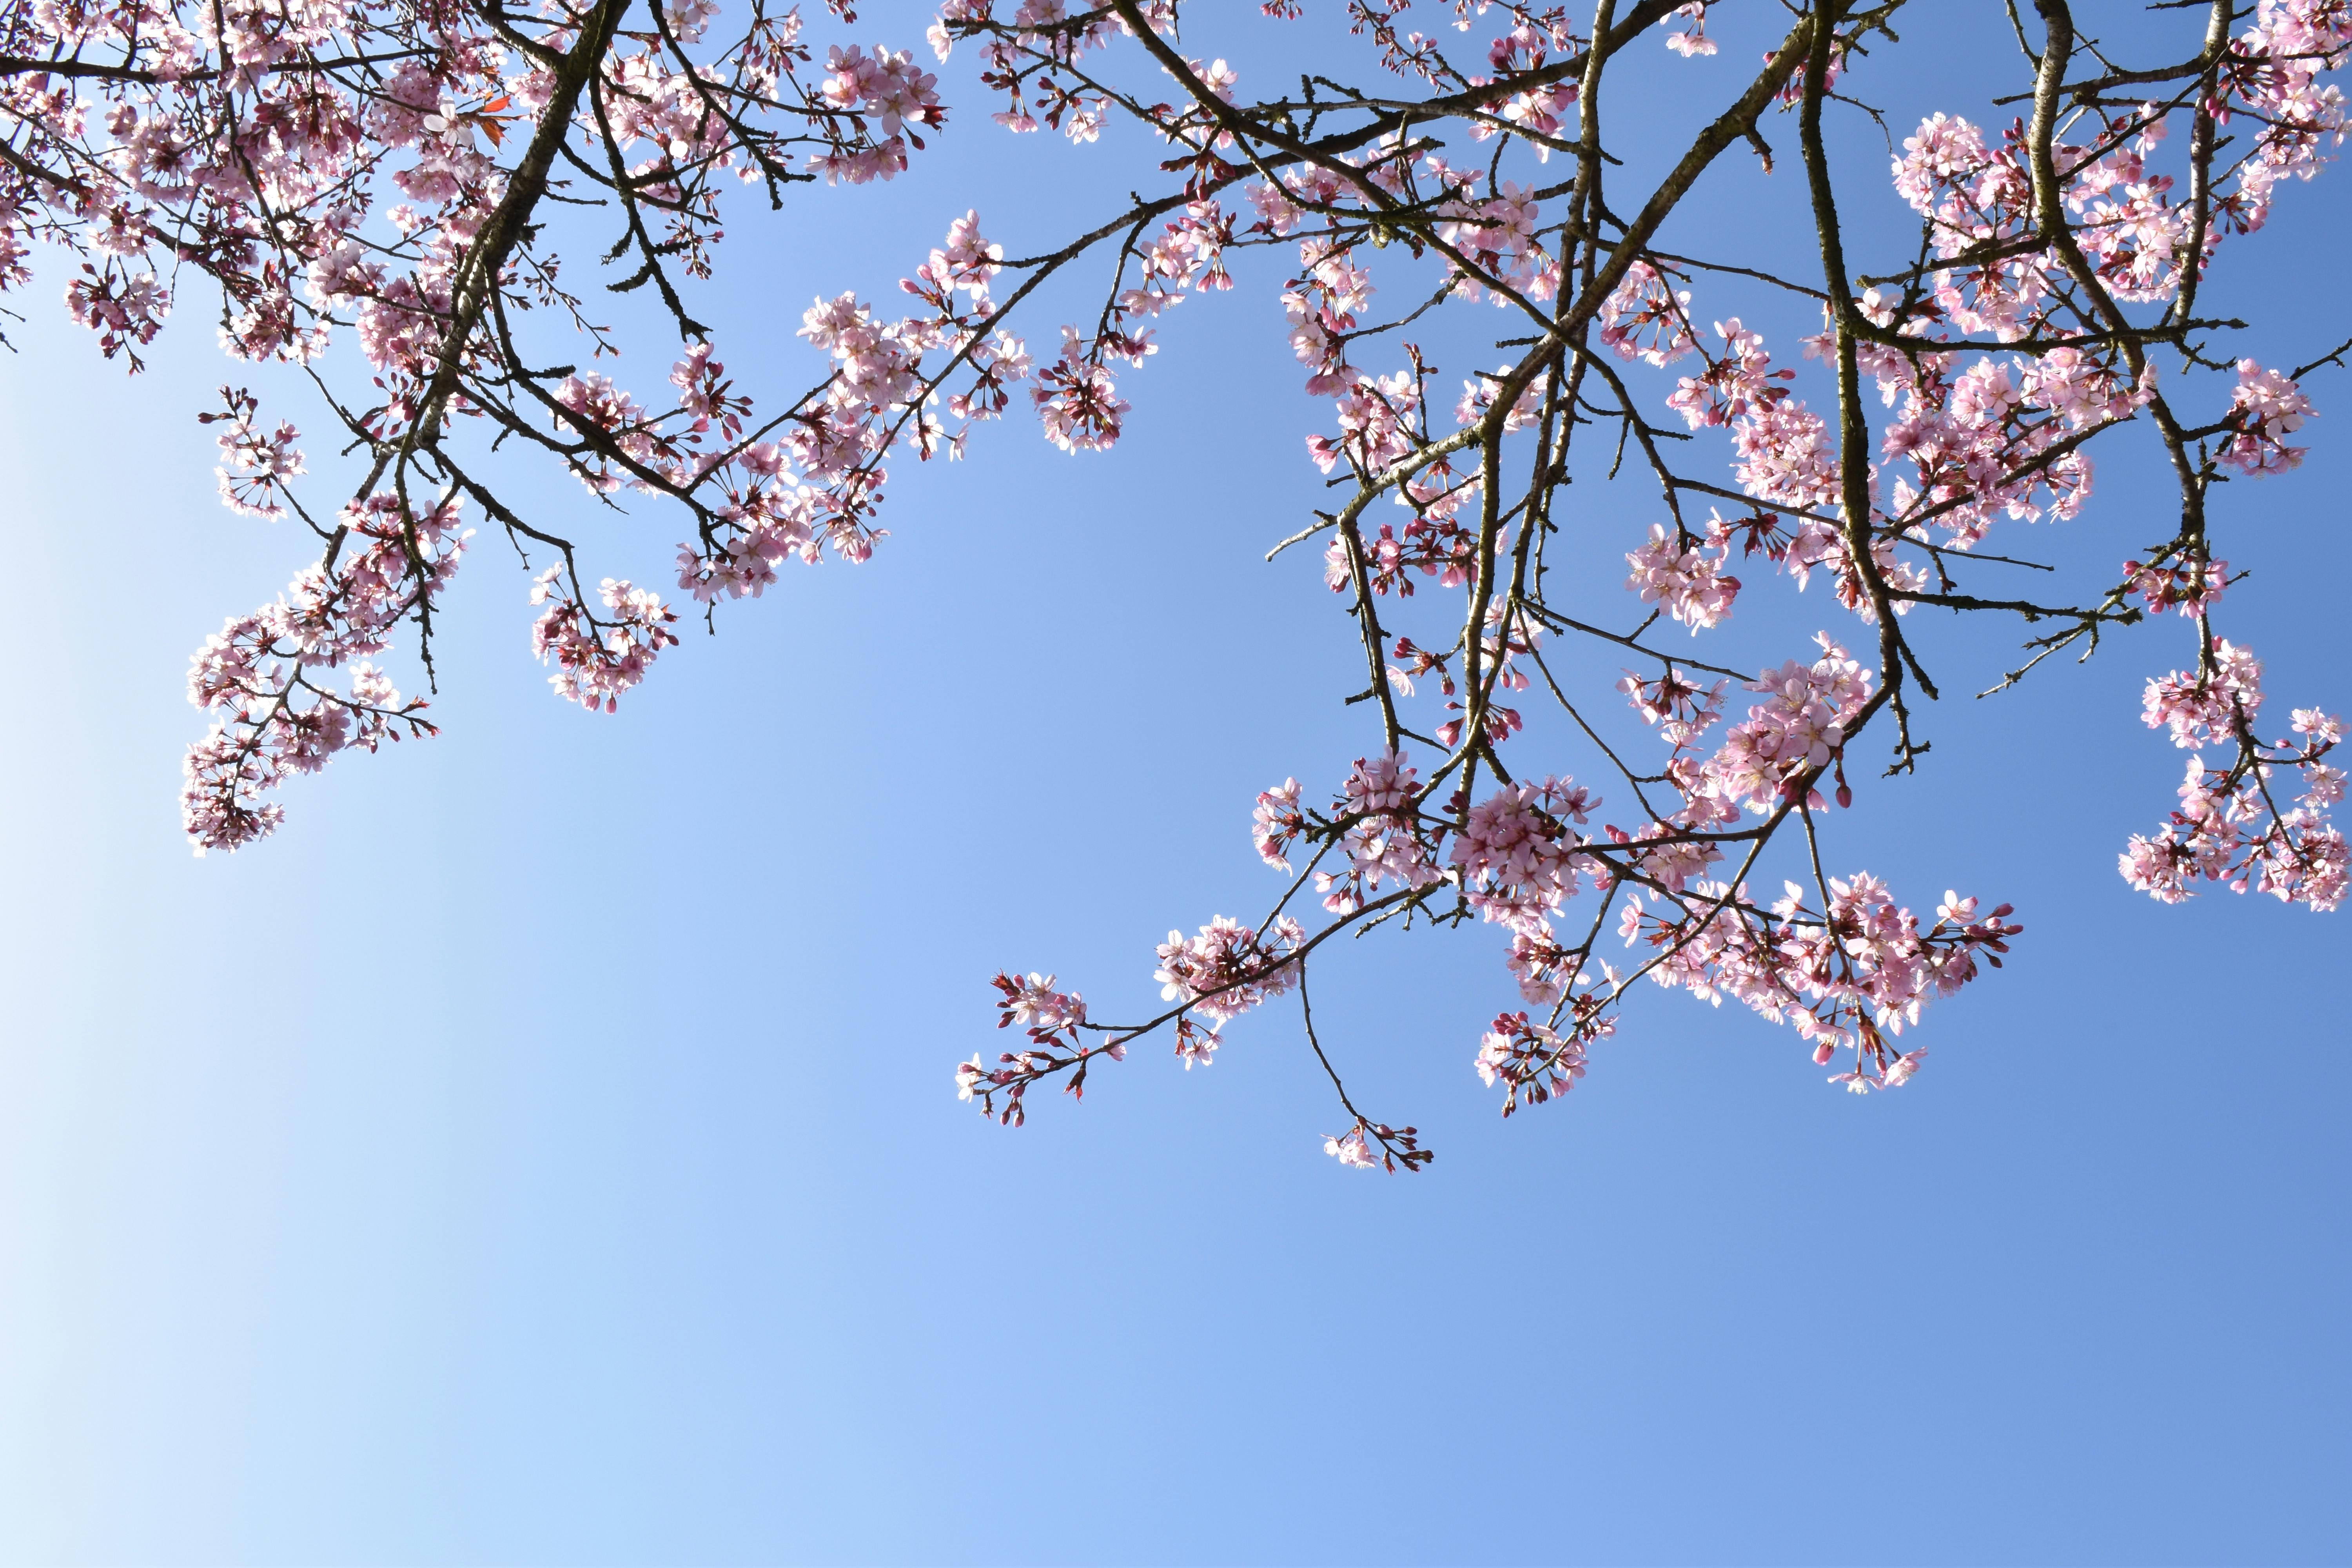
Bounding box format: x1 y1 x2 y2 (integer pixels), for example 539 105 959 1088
1 4 2347 1562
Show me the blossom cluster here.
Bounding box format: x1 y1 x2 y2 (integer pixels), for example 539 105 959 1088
183 493 469 851
1475 1007 1606 1118
529 571 681 713
955 971 1125 1127
1619 875 2017 1090
2124 651 2345 911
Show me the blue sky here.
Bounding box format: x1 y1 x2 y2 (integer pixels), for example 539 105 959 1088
1 3 2347 1562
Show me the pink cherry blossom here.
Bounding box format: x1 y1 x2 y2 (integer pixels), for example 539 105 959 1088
7 0 2338 1161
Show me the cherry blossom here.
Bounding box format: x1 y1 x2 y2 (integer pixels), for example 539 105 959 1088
7 0 2341 1165
2218 360 2316 476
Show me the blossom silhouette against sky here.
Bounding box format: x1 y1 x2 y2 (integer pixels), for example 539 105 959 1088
0 0 2346 1559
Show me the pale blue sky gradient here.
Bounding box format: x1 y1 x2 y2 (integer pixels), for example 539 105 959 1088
1 4 2348 1561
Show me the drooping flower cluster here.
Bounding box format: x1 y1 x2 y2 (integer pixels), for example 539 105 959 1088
183 493 469 851
203 388 307 520
2142 641 2265 750
529 572 682 713
1475 1007 1605 1117
2123 655 2345 911
1597 261 1699 366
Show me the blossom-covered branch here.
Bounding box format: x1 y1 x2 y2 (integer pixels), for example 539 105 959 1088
6 0 2342 1163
